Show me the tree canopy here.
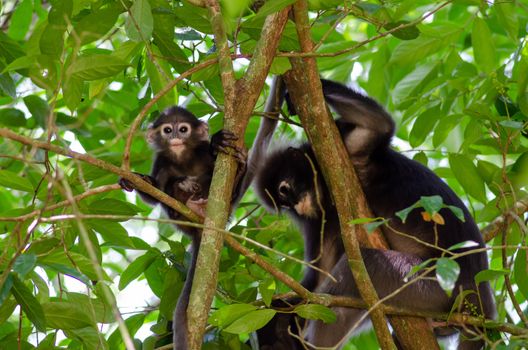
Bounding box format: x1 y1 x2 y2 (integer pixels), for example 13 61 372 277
0 0 527 349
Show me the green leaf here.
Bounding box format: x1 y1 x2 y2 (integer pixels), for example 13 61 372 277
40 263 91 285
0 297 17 324
145 50 177 110
88 220 134 248
517 58 528 115
258 279 275 307
39 23 65 57
23 95 49 128
107 313 145 349
118 250 160 290
0 31 25 64
448 154 487 203
471 17 495 74
64 327 109 350
42 301 94 329
433 114 463 148
126 0 154 42
474 269 509 285
2 54 41 73
294 304 336 324
12 275 46 332
365 220 386 233
384 21 420 40
7 0 33 41
66 292 114 324
409 106 440 147
13 254 37 279
0 73 16 98
395 205 416 223
436 258 460 296
420 195 443 214
67 54 128 80
0 170 34 192
87 198 142 218
495 2 518 41
63 75 83 111
38 249 111 282
159 269 183 319
391 25 461 66
0 274 14 305
446 205 465 222
223 309 276 334
70 6 120 46
349 217 378 225
514 249 528 300
208 303 257 327
0 108 26 127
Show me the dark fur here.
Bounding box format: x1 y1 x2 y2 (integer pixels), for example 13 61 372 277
119 106 246 350
254 80 496 350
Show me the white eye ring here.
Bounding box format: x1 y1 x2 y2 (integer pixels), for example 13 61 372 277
278 181 290 197
160 123 173 135
178 122 191 134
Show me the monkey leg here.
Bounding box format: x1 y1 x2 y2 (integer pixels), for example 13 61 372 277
305 248 451 348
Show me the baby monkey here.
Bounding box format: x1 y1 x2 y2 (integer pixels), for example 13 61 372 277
119 106 246 349
119 106 246 221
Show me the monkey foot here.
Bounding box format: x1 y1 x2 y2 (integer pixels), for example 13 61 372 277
186 198 208 218
178 177 201 194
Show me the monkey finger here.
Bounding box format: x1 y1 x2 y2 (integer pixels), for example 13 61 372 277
219 130 238 141
233 148 248 164
118 178 134 192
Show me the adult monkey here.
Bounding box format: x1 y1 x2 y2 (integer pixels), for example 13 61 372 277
254 79 496 349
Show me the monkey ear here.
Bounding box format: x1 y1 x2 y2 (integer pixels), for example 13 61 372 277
196 121 209 141
146 125 156 144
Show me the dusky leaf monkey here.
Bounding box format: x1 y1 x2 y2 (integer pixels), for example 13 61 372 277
254 79 496 350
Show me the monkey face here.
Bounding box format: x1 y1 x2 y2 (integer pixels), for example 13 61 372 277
276 179 319 219
256 146 326 220
147 106 209 155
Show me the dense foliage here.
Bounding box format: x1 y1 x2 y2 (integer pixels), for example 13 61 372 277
0 0 527 349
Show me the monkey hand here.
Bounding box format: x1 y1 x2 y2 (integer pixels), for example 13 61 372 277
211 130 247 165
118 172 153 192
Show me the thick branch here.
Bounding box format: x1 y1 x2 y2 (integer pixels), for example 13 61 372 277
185 2 289 348
284 1 439 349
284 2 395 349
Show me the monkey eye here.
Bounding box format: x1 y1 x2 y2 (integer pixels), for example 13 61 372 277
278 181 290 197
163 126 172 134
179 126 189 133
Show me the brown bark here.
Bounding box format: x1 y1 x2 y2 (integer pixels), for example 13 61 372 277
283 1 440 349
185 2 290 348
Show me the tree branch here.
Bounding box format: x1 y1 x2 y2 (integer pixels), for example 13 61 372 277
185 2 290 348
283 1 396 349
282 1 441 349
